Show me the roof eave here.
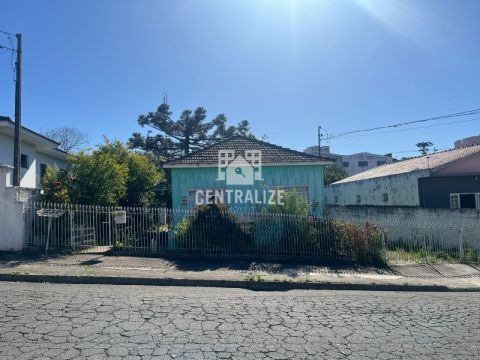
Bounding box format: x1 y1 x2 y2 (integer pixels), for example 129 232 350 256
163 161 332 169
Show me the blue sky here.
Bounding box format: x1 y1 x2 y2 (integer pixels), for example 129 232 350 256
1 0 479 157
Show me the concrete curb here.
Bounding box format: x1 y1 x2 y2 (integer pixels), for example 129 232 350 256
0 273 478 292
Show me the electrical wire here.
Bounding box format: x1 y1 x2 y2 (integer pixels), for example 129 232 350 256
325 108 480 140
326 117 480 141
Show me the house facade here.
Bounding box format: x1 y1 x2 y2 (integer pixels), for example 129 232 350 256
164 136 333 213
0 116 67 189
304 145 392 176
326 144 480 209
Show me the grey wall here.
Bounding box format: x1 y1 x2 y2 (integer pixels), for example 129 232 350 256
326 170 429 207
326 205 480 248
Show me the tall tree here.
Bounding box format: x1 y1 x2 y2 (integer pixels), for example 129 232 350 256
416 141 433 156
129 103 253 160
43 127 89 153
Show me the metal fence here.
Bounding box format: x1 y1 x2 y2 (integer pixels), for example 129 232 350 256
23 202 480 263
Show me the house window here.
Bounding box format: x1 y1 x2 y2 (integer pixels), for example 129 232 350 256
271 186 310 203
342 161 349 167
450 193 480 209
356 195 361 204
358 161 368 167
377 160 386 166
187 189 228 210
40 163 47 178
382 193 389 202
21 154 29 169
450 194 460 209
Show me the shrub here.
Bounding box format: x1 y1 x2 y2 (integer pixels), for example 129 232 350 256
174 205 252 253
332 221 385 264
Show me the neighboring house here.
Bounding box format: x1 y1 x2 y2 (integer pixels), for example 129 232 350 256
326 144 480 209
455 135 480 148
304 145 392 176
164 136 334 213
0 116 67 189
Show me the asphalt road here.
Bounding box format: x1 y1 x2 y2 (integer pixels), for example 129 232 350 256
0 282 479 359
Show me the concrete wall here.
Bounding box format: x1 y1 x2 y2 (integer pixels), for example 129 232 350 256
326 205 480 248
0 133 67 189
0 165 38 251
326 170 429 207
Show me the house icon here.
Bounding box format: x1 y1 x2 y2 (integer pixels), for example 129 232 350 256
217 150 263 185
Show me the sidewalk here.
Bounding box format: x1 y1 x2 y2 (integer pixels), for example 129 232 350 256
0 252 479 291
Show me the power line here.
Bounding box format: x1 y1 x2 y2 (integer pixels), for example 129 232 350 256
389 147 449 155
325 108 480 140
326 117 480 141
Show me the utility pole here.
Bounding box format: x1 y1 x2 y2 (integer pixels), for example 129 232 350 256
317 125 322 156
13 33 22 186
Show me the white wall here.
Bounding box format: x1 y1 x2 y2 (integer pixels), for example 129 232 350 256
0 165 38 251
326 170 430 207
0 133 67 189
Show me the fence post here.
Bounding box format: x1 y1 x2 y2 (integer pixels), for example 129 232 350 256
459 224 465 259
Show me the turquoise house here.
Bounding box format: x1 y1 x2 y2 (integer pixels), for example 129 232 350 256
164 136 333 214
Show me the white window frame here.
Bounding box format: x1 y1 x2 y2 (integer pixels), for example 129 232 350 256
450 193 480 209
450 194 460 209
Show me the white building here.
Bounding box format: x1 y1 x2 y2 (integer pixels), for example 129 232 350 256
0 116 67 189
304 145 392 176
326 145 480 209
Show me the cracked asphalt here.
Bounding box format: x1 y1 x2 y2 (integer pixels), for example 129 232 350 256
0 282 479 359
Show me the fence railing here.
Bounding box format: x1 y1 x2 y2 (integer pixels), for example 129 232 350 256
23 202 480 263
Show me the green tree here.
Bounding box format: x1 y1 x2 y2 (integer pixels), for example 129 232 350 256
68 152 128 206
324 165 348 185
95 140 164 206
124 153 162 206
129 102 253 160
39 139 165 207
416 141 433 156
40 166 70 203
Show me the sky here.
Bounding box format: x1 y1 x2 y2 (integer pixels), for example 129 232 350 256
1 0 480 157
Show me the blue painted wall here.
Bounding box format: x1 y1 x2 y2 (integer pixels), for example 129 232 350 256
171 165 325 213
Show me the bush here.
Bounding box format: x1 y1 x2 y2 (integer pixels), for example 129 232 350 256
331 221 385 264
174 205 252 253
